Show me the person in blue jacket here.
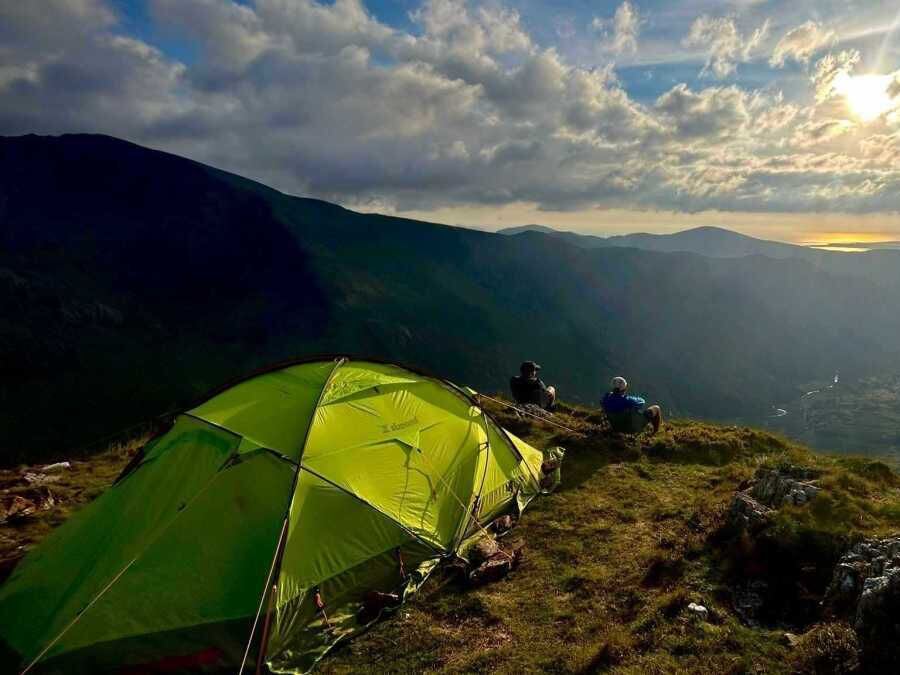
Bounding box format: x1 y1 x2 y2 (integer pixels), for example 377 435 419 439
601 376 662 434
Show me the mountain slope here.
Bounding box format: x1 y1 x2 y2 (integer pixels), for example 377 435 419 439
3 134 900 462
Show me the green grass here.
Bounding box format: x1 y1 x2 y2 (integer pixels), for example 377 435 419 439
3 401 899 672
321 400 900 673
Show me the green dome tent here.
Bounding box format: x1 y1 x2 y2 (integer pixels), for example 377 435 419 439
0 357 553 674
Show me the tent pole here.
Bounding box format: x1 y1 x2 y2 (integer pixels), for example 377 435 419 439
254 518 288 675
251 357 348 674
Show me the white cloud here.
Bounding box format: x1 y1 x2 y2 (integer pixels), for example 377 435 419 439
592 1 643 55
683 15 770 78
655 84 751 139
152 0 273 76
3 0 900 216
791 118 855 147
811 49 860 103
770 21 835 67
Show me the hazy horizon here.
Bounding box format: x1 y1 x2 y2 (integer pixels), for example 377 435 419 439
388 206 900 245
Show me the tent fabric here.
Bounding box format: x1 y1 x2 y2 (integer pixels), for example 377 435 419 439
0 357 550 674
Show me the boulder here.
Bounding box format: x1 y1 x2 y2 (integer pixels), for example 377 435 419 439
727 465 821 533
824 537 900 610
750 467 822 508
824 536 900 670
728 491 773 532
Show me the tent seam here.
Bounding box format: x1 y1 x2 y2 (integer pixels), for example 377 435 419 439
248 357 347 673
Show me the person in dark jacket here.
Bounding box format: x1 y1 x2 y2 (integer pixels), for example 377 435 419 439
510 361 557 410
601 376 662 434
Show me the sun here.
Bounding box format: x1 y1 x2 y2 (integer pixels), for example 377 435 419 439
833 73 895 122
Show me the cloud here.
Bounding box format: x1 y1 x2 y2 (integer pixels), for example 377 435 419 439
151 0 272 74
655 84 751 139
683 15 770 78
811 49 860 103
592 1 643 55
791 118 855 148
0 4 187 138
770 21 835 67
888 75 900 100
860 131 900 166
3 0 900 216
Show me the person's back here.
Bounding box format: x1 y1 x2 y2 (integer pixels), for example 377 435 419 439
601 376 662 434
601 390 645 415
510 375 544 405
510 361 556 410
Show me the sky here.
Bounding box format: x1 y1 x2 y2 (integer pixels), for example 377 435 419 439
2 1 900 242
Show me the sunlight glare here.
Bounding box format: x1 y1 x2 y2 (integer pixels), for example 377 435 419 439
833 73 895 122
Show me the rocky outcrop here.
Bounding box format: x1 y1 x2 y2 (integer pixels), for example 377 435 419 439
750 466 822 507
726 466 824 626
825 538 900 610
824 537 900 669
727 466 821 532
728 492 773 532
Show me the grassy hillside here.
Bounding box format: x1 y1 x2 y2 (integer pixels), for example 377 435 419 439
3 402 898 672
321 402 900 673
4 134 900 464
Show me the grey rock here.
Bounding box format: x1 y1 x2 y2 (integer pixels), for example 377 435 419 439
750 467 821 508
727 465 820 533
824 536 900 669
728 491 773 531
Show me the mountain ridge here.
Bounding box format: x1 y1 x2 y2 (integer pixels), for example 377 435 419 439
499 223 900 288
3 133 900 462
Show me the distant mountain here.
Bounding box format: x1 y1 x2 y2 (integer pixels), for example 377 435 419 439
4 134 900 462
498 224 802 256
499 224 900 288
607 226 804 258
495 224 559 235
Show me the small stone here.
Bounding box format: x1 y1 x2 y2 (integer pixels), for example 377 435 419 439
783 632 801 648
687 602 709 621
40 461 71 473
